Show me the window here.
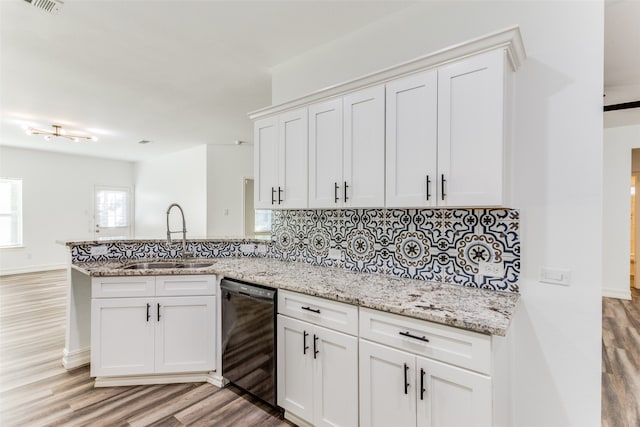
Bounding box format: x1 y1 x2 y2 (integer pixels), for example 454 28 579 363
94 186 132 238
0 178 23 247
255 210 272 234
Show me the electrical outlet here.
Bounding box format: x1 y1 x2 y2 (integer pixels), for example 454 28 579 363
240 244 255 254
255 244 267 255
328 248 343 260
90 245 108 256
540 267 571 286
478 261 504 278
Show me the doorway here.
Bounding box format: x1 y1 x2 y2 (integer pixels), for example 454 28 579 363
94 185 132 238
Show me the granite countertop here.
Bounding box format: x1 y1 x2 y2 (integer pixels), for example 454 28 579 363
58 236 271 246
72 257 519 337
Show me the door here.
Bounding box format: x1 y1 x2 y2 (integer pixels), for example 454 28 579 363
309 98 343 208
277 315 314 423
254 116 279 209
359 339 416 427
155 296 215 374
343 85 385 208
94 186 132 238
313 325 358 427
416 356 492 427
90 297 154 377
279 107 308 209
437 49 505 206
386 70 438 208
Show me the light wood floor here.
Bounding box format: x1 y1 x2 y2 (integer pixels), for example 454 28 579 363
602 287 640 427
0 270 292 427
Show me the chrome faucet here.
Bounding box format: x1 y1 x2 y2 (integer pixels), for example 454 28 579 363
166 203 192 258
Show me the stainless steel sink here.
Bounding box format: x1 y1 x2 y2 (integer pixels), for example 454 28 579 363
122 261 213 270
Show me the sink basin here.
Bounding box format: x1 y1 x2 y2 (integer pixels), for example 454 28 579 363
122 261 214 270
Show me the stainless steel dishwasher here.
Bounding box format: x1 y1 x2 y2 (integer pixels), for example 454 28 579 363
220 278 277 407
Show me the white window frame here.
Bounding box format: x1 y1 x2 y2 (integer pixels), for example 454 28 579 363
0 177 23 248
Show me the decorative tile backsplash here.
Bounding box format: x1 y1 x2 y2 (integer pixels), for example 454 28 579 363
70 208 519 293
271 209 520 292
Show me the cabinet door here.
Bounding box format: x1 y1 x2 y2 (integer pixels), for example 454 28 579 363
313 326 358 427
279 108 308 209
254 116 279 209
309 98 343 208
386 70 438 208
437 49 506 207
416 356 492 427
155 296 215 374
277 315 314 423
343 85 385 208
90 298 154 377
360 339 416 427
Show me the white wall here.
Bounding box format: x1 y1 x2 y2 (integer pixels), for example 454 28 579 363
0 146 134 274
603 125 640 299
206 144 253 237
271 2 603 426
134 145 207 238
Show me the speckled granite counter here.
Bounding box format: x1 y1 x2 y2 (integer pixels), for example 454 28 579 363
72 257 519 336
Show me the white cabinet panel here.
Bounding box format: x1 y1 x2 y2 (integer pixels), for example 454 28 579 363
279 108 308 209
278 290 358 336
155 296 215 374
437 49 506 207
359 339 416 427
416 356 492 427
254 116 279 209
343 85 385 207
91 276 155 298
91 297 154 377
309 98 343 208
155 275 216 297
386 70 438 208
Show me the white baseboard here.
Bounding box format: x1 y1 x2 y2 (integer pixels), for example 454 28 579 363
0 263 66 276
284 411 313 427
602 287 632 300
95 372 213 388
207 372 227 388
62 347 91 369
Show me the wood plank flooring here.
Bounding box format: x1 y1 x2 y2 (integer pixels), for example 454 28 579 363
602 287 640 427
0 270 293 427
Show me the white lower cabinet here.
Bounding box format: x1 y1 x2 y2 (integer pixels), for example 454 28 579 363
277 315 358 427
90 275 216 378
359 339 491 427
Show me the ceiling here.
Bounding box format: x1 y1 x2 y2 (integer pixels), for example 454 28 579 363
1 1 638 162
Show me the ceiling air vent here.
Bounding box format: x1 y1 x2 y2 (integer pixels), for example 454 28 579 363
23 0 63 15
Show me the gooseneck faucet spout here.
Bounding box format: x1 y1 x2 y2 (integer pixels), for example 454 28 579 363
166 203 191 257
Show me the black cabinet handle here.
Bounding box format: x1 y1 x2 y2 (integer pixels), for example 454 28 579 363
313 334 319 359
343 181 349 202
399 331 430 343
441 174 446 201
278 186 283 204
303 331 309 355
334 182 339 203
301 306 321 314
426 175 431 201
420 368 426 400
271 187 276 205
146 303 150 322
404 363 409 395
157 303 161 321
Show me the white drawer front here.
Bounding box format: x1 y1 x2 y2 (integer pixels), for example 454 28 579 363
155 275 216 296
359 307 491 374
278 290 358 336
91 276 156 298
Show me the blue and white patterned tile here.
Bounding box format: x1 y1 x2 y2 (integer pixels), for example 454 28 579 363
476 209 520 257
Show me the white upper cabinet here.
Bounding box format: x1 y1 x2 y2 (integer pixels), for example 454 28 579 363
437 49 507 207
386 70 438 208
309 98 344 208
254 108 308 209
254 116 279 209
310 86 385 209
343 85 385 208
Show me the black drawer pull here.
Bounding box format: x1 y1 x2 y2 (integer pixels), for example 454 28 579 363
399 331 430 343
303 331 309 355
301 306 321 314
157 303 161 321
146 303 150 322
404 363 409 395
271 187 276 205
343 181 349 202
334 182 339 203
426 175 431 201
278 186 283 204
441 174 446 201
420 368 426 400
313 334 319 359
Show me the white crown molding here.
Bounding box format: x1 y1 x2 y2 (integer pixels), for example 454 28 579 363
249 25 526 120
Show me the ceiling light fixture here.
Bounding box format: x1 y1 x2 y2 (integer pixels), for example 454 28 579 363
26 124 97 142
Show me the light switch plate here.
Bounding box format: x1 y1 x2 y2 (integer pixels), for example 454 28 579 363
240 244 255 254
540 267 571 286
478 261 504 278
